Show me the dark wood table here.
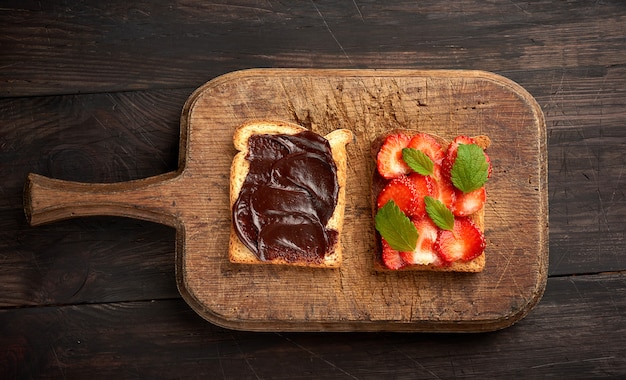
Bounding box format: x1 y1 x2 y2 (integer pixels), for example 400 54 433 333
2 1 624 378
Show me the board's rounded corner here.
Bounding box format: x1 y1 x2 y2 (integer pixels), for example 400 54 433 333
490 268 549 332
470 70 545 126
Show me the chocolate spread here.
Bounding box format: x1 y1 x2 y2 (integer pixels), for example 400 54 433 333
232 131 339 264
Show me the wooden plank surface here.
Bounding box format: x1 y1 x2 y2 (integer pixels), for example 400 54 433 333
2 1 625 97
20 69 548 332
1 0 625 377
1 274 624 378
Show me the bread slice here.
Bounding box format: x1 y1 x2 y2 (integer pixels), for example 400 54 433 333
229 120 353 268
371 129 491 272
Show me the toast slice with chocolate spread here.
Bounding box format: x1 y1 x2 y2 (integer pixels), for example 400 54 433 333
229 120 353 268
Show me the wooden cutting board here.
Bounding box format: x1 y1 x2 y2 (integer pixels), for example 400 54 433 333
25 69 548 332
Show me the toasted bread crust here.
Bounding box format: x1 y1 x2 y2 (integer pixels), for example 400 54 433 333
372 129 490 272
229 120 353 268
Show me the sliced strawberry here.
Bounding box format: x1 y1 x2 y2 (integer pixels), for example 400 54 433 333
376 176 418 215
440 156 453 182
441 135 477 181
434 217 486 264
430 165 456 209
400 217 442 266
452 187 486 217
442 135 493 181
446 135 477 160
406 173 433 217
381 239 407 270
377 133 412 179
407 133 445 164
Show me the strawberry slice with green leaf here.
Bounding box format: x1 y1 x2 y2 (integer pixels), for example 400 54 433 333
446 135 477 160
424 195 455 231
402 148 434 176
400 217 441 266
377 133 412 179
407 133 445 164
375 200 418 252
443 135 492 181
441 135 476 180
450 143 490 193
434 217 486 264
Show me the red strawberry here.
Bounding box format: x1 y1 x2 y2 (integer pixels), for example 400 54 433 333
400 217 441 266
446 135 477 160
442 135 493 180
407 133 445 164
441 135 477 181
377 133 412 179
430 165 456 209
381 239 407 270
452 187 486 217
407 173 433 217
434 217 486 264
377 176 418 215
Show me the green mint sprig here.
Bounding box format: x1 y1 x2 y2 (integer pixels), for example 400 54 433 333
402 148 434 176
450 143 489 193
374 200 418 252
424 196 454 231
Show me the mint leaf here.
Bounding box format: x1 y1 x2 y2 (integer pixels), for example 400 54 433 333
450 143 489 193
402 148 434 176
424 196 454 231
375 200 418 252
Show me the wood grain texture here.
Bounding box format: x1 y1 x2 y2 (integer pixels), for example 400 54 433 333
1 0 625 375
2 1 625 97
1 274 624 379
181 69 548 331
22 69 547 332
0 90 186 307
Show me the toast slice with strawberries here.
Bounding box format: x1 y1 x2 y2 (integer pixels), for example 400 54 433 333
371 129 492 272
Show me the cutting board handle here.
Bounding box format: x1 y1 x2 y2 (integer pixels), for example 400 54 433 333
24 172 181 227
